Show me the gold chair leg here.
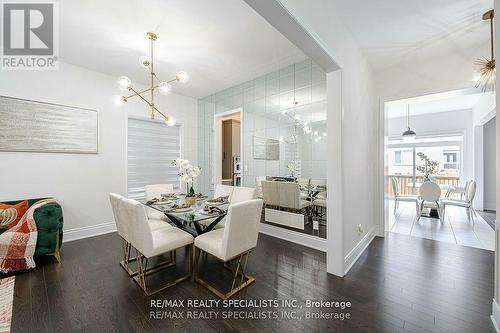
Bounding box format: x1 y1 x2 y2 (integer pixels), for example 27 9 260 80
194 249 255 300
133 245 192 296
53 250 61 263
119 239 174 277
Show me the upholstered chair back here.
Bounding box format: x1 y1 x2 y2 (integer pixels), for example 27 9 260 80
310 178 327 199
109 193 126 239
214 184 234 200
221 199 263 261
255 176 266 197
419 181 440 202
278 182 301 210
261 181 280 206
145 184 174 201
230 187 256 204
466 181 477 203
122 198 154 257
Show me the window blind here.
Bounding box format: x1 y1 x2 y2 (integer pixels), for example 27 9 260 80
127 117 181 199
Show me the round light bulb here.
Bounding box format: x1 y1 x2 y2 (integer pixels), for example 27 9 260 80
314 131 318 136
176 71 189 83
165 116 176 126
113 95 126 106
323 133 327 137
158 82 172 95
139 56 151 68
116 76 131 91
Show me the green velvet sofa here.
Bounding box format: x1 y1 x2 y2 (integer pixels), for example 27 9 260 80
0 198 63 262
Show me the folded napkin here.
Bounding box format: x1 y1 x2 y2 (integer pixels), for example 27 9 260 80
168 203 190 210
203 205 225 214
207 195 229 203
146 198 159 205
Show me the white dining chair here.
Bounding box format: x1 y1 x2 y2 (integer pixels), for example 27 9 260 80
213 184 234 201
122 197 194 296
230 186 256 204
255 176 266 198
441 180 477 222
390 177 419 216
145 184 174 200
418 181 442 222
110 193 173 276
193 199 263 299
144 184 174 222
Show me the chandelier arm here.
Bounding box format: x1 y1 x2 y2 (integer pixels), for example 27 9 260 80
129 87 154 106
151 104 169 121
152 72 178 84
124 86 159 99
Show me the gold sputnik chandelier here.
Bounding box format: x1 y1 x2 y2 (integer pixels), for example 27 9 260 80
114 32 189 125
475 10 495 91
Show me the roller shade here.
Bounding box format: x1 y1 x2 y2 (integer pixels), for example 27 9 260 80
127 117 180 199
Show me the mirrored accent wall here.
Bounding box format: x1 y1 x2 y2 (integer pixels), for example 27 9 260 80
198 59 327 238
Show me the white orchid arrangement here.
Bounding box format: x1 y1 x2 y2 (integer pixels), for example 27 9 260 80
172 158 201 197
286 160 300 177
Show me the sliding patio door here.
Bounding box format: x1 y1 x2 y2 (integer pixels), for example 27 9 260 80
387 135 463 196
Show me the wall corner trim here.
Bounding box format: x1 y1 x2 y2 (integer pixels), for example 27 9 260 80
344 226 376 275
63 222 116 243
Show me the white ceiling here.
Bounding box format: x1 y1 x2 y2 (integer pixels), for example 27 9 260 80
386 90 485 118
59 0 306 98
331 0 493 72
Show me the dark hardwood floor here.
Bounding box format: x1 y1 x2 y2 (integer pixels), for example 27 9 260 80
7 231 495 333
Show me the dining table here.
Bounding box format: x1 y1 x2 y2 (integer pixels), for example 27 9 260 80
143 196 228 236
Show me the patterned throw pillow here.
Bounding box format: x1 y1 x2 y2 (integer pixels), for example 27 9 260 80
0 201 29 230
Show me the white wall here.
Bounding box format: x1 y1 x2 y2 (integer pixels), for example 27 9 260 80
279 0 378 275
484 116 496 211
0 62 198 236
387 109 474 182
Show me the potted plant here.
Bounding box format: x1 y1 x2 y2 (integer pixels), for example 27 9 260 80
172 158 202 206
416 152 439 181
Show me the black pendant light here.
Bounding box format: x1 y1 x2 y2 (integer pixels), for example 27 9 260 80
402 104 416 140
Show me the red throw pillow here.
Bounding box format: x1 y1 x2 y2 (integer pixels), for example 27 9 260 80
0 200 29 229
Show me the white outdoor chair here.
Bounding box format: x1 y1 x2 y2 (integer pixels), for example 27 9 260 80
145 184 174 222
194 199 263 299
122 197 193 296
390 177 419 216
441 180 477 222
418 181 442 222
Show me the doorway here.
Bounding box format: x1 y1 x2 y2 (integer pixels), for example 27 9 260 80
213 108 242 189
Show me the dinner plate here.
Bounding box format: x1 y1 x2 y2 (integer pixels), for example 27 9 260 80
205 201 226 207
170 207 193 213
199 210 221 216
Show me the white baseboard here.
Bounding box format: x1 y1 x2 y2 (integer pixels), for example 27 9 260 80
259 223 327 252
63 221 117 243
344 225 376 274
492 299 500 333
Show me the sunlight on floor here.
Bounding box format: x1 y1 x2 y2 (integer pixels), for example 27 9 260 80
388 200 495 251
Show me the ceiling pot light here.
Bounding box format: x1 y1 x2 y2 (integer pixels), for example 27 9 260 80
402 104 416 140
176 71 189 83
117 76 131 91
158 82 172 95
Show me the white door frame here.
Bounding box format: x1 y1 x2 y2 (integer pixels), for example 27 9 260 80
213 108 243 189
